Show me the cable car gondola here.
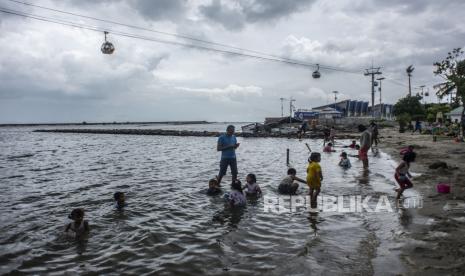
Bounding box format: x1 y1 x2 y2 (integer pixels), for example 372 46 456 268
101 31 115 54
312 64 321 79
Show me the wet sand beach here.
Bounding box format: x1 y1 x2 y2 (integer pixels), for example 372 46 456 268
379 128 465 275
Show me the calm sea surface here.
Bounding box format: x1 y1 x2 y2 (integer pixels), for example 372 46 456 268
0 123 417 275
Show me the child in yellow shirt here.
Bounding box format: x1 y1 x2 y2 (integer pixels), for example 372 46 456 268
307 152 323 209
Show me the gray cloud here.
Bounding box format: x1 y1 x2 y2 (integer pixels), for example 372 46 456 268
198 0 246 31
56 0 188 22
130 0 188 21
1 0 465 123
199 0 315 31
243 0 315 22
340 0 465 15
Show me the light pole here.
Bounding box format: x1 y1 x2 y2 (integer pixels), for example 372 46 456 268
289 97 296 123
332 91 338 110
279 97 285 117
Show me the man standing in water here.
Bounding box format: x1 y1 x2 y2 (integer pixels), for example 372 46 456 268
358 124 371 169
370 121 379 148
217 125 240 186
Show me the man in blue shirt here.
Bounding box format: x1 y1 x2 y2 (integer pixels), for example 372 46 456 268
217 125 240 186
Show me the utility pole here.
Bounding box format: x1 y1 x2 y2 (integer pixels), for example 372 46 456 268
289 97 296 123
332 91 338 110
364 66 382 117
279 97 285 117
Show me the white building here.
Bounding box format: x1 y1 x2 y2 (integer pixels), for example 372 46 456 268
446 106 464 123
315 107 343 119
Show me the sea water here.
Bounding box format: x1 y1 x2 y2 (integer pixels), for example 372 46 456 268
0 124 418 275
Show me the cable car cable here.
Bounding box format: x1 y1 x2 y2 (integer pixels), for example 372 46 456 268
3 0 361 74
0 6 364 74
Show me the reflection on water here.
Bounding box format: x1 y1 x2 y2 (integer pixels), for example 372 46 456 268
0 125 416 275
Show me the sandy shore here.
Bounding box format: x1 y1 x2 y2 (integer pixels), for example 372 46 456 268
378 127 465 274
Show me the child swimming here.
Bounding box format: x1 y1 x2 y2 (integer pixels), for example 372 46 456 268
338 152 351 168
65 208 89 237
343 140 357 149
323 142 335 153
228 180 246 207
395 151 416 199
114 192 126 209
307 152 323 209
207 178 222 196
244 173 262 196
278 168 307 195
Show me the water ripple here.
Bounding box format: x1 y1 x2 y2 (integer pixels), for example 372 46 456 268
0 125 409 275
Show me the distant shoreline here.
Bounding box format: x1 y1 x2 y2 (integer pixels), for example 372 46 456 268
0 121 210 127
32 128 361 139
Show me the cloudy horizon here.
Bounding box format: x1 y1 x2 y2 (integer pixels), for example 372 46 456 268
1 0 464 123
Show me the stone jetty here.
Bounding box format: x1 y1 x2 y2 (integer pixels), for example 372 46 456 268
34 128 360 139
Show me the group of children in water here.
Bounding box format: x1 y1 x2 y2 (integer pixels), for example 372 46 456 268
208 173 262 207
209 139 359 210
211 137 416 210
65 125 417 237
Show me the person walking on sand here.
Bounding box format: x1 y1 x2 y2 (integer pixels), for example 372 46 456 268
358 124 371 169
216 125 240 186
412 120 422 134
395 151 416 199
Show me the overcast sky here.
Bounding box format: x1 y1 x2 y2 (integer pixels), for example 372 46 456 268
1 0 464 123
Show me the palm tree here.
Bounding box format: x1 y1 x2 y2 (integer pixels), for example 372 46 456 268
406 65 415 96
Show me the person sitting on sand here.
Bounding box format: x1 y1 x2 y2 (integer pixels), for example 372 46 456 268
207 178 221 196
395 151 416 199
227 180 246 207
114 192 126 209
307 152 323 209
338 152 351 168
65 208 90 237
323 142 336 153
278 168 307 195
244 173 261 196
